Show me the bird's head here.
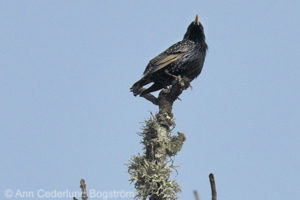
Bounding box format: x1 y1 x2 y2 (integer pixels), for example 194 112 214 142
183 15 206 42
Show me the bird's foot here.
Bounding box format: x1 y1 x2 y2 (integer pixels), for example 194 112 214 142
164 69 177 78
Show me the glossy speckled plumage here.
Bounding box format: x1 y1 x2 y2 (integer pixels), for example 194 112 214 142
131 15 208 96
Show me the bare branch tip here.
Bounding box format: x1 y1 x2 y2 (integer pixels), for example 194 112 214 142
193 190 200 200
209 173 217 200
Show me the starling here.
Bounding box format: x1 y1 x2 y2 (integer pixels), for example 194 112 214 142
130 15 208 96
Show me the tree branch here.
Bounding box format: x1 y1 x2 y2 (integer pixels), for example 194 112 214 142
80 179 88 200
128 76 190 200
193 190 200 200
140 91 159 105
209 173 217 200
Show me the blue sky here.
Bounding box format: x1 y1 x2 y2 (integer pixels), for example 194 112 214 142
1 1 299 200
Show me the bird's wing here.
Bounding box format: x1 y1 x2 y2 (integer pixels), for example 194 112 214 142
143 45 190 76
154 54 183 71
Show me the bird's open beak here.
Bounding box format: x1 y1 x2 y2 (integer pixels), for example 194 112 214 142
194 15 199 25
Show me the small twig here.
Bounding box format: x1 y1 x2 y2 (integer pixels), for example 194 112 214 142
209 173 217 200
193 190 200 200
141 92 159 105
80 179 88 200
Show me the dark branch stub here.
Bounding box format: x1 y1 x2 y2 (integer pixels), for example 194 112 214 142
193 174 217 200
209 173 217 200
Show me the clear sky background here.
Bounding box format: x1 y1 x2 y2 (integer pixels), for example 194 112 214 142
1 1 299 200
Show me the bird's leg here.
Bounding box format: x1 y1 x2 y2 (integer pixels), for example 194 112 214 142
164 69 177 78
189 84 193 90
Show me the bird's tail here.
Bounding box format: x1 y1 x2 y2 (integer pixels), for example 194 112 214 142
130 82 141 96
130 77 150 96
139 83 163 96
131 79 164 96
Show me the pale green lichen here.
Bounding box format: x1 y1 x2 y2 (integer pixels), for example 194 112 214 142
128 155 181 200
127 115 185 200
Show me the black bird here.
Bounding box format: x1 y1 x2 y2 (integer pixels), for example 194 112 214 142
131 15 208 96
